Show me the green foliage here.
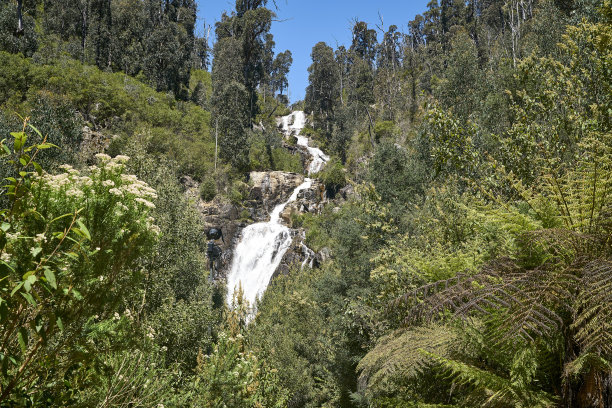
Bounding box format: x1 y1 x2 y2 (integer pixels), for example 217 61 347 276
0 52 216 180
200 176 217 202
117 137 217 370
357 325 456 395
248 129 302 173
184 293 289 408
368 141 426 206
494 12 611 185
271 146 302 173
373 120 395 142
419 106 481 181
0 2 38 57
424 349 557 408
0 123 159 404
212 37 250 171
34 0 199 98
190 69 212 110
315 157 346 197
250 268 343 407
229 180 250 206
305 42 339 134
75 343 177 407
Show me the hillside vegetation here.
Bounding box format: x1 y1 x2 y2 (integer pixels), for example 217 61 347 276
0 0 611 407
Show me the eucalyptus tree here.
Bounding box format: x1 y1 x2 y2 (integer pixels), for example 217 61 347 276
261 33 275 98
271 50 292 99
0 1 37 57
375 25 404 120
215 3 273 119
305 42 339 136
350 21 377 68
211 36 250 170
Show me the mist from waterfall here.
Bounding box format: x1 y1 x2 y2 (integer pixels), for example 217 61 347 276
226 111 325 312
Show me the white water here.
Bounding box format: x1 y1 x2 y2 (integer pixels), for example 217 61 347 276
280 111 330 174
226 111 325 311
226 179 312 309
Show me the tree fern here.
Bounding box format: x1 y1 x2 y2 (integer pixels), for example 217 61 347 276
357 325 456 393
422 350 557 408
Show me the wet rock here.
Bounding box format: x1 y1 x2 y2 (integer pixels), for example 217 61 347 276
180 175 198 190
195 194 245 280
337 184 355 201
249 171 304 216
274 230 318 278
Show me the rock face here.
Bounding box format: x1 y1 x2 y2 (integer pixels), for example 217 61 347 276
272 229 322 278
279 180 326 226
188 170 328 281
248 171 304 220
80 126 112 161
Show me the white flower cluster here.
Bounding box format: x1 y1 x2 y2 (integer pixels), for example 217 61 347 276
40 168 93 199
120 174 158 200
94 155 158 210
0 252 10 262
94 153 112 163
5 232 18 240
59 164 79 175
109 188 123 197
40 155 161 237
145 216 161 236
146 326 156 340
135 197 156 208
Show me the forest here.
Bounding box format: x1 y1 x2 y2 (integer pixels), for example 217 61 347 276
0 0 610 407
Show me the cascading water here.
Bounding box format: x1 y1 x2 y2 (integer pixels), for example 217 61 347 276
226 111 325 311
283 111 330 174
226 179 312 308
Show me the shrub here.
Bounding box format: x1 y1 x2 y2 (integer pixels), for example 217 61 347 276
200 176 217 201
316 157 346 198
229 180 249 205
0 123 159 404
373 120 395 141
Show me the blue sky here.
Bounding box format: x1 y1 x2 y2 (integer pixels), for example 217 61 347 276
195 0 429 103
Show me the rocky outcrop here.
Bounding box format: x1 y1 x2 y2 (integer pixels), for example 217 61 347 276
248 171 304 219
279 180 326 226
80 126 112 161
182 177 244 280
185 170 329 281
274 230 318 277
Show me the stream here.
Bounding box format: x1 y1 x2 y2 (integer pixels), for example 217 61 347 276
225 111 328 311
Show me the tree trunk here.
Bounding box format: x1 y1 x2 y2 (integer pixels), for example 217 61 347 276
577 368 607 408
80 1 89 63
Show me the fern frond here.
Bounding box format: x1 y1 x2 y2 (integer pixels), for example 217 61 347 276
423 350 557 408
403 258 568 345
516 229 600 267
357 325 456 392
572 260 612 355
563 352 612 379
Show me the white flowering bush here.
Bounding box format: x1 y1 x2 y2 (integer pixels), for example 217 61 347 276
0 121 160 404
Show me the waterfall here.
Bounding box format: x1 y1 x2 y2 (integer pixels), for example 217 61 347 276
226 111 326 311
225 179 312 309
283 111 330 174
